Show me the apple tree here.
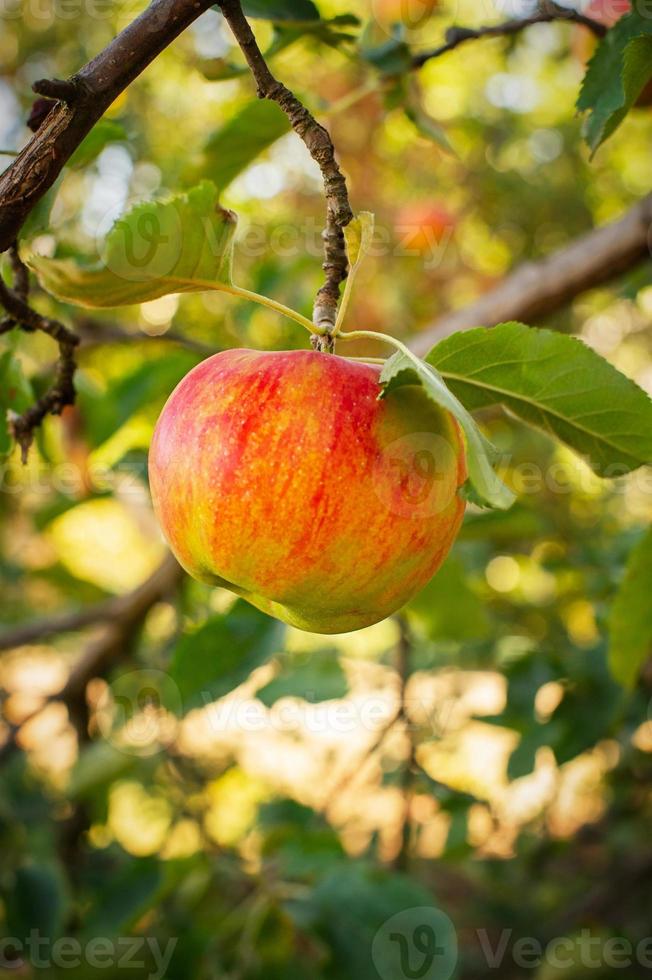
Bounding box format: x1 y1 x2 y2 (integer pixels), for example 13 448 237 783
0 1 652 978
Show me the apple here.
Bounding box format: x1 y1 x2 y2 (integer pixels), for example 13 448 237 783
373 0 440 27
395 202 456 255
573 1 652 105
149 349 466 634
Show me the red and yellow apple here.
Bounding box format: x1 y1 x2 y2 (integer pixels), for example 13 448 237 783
149 349 466 634
395 202 456 255
373 0 440 27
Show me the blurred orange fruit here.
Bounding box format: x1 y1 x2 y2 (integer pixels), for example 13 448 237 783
372 0 440 27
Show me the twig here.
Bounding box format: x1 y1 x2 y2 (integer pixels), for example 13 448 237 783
0 0 216 251
324 703 402 809
394 616 416 872
0 601 120 653
412 2 607 68
75 317 217 356
411 194 652 354
0 249 79 461
217 0 353 349
32 78 80 103
0 553 183 762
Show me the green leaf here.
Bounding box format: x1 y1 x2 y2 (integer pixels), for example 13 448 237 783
202 100 291 192
405 555 490 642
200 16 357 81
82 858 195 937
334 211 374 334
258 650 348 706
359 21 413 76
169 601 284 712
67 120 127 169
403 87 456 155
427 322 652 477
241 0 320 21
77 350 201 446
26 181 237 308
380 348 515 510
6 864 69 941
0 350 33 456
577 12 652 153
68 741 139 799
311 865 456 980
608 527 652 688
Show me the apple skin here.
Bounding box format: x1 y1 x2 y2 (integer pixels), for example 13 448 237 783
396 203 456 255
149 349 466 634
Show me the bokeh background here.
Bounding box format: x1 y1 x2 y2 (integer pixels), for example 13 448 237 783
1 0 652 977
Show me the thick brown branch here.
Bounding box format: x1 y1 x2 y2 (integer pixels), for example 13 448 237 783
217 0 353 347
411 195 652 355
412 2 607 68
0 0 216 251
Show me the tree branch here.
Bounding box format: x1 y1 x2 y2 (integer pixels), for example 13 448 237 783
216 0 353 349
412 2 607 68
0 553 183 762
0 247 80 461
394 616 416 872
0 0 216 252
411 195 652 355
75 317 218 356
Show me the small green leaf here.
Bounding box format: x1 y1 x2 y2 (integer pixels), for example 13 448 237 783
427 322 652 476
608 527 652 688
169 601 284 712
359 21 413 76
577 11 652 153
68 120 127 169
380 348 515 510
26 181 237 308
334 211 374 334
0 350 33 456
404 92 456 155
241 0 320 21
202 100 291 192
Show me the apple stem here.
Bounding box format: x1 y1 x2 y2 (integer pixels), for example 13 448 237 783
338 329 414 359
